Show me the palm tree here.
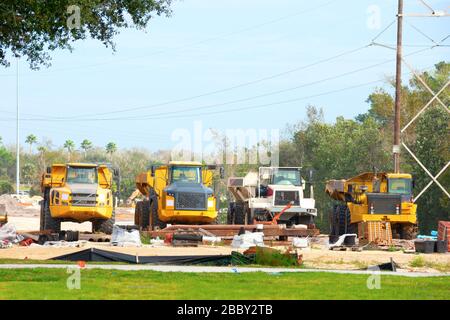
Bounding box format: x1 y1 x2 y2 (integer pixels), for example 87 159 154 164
25 134 37 154
106 142 117 160
64 140 75 161
80 139 93 159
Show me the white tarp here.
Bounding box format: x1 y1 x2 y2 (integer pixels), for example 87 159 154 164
231 231 264 249
111 225 142 247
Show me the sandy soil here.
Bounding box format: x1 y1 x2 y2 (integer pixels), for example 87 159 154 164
1 204 449 273
0 243 239 260
6 207 135 232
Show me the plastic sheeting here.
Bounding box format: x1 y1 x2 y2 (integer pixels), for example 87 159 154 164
50 248 253 265
111 225 142 247
0 223 23 248
231 232 264 249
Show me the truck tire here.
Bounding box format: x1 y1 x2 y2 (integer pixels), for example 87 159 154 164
40 189 61 232
227 202 235 224
141 200 150 230
400 223 418 240
134 201 142 226
150 196 166 230
233 202 246 225
330 205 356 243
93 210 115 234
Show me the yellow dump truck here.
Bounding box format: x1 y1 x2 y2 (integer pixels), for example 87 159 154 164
134 161 222 230
40 163 118 234
325 172 417 240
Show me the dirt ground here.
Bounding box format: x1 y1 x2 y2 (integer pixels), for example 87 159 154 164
1 203 449 273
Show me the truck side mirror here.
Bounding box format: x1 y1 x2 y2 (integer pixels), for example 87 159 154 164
46 166 51 174
219 167 225 179
412 179 415 189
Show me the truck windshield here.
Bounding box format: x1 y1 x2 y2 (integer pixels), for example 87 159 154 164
171 166 201 183
388 178 412 195
66 167 98 184
272 169 301 186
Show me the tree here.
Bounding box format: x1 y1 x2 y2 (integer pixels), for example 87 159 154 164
0 1 172 69
408 106 450 233
80 139 93 158
25 134 37 154
63 139 75 161
106 142 117 159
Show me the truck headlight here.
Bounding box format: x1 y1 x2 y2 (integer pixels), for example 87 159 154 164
208 198 214 208
98 194 105 202
61 193 69 201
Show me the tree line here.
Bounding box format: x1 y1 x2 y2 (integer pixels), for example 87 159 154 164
0 62 448 233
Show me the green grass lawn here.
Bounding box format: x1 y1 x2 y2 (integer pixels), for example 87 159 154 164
0 268 448 299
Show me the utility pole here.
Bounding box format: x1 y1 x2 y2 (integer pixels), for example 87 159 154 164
16 58 20 195
393 0 403 173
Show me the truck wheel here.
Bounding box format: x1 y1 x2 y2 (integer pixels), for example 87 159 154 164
233 202 246 225
150 196 165 230
400 224 418 240
134 201 142 226
141 200 150 230
40 190 61 232
227 202 235 224
93 210 115 234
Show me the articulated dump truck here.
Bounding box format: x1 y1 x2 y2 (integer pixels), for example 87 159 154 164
325 172 418 241
134 161 223 230
40 163 118 234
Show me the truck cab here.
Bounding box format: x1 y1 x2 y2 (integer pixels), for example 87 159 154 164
135 161 220 229
40 163 116 233
228 167 317 226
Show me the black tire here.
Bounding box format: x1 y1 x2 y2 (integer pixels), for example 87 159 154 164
92 210 115 234
150 196 165 230
134 201 142 226
40 189 61 232
330 204 356 239
227 202 235 224
400 223 418 240
233 202 246 225
141 199 150 230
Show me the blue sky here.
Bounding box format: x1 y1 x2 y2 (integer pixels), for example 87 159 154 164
0 0 448 151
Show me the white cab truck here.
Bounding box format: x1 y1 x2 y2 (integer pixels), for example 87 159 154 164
227 167 317 227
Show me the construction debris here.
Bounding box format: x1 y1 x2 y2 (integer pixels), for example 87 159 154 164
111 225 142 247
0 223 23 248
231 232 264 249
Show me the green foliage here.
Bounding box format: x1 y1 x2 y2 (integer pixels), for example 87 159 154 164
410 106 450 233
0 180 14 195
0 0 173 69
255 247 300 267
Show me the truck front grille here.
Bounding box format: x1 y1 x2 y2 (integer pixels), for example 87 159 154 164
274 190 300 206
71 193 97 207
176 192 206 210
367 193 402 214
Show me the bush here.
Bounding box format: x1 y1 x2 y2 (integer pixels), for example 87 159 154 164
255 247 300 267
0 180 14 195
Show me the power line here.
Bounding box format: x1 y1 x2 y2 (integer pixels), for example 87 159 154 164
10 45 440 122
44 45 371 120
